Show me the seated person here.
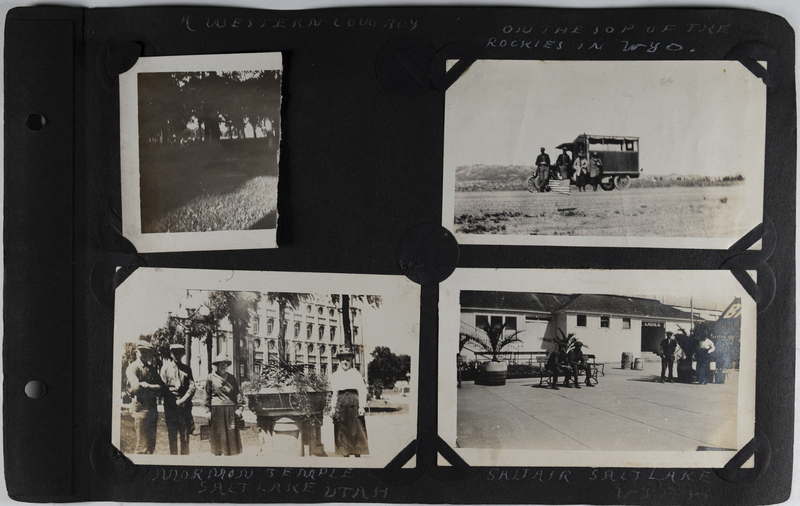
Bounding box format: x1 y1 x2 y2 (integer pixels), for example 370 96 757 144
545 346 571 389
567 341 595 388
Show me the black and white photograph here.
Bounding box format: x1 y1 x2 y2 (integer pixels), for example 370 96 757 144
120 53 282 252
439 269 755 468
112 268 419 467
442 60 766 249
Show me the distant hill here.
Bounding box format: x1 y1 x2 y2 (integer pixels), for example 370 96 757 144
456 164 533 182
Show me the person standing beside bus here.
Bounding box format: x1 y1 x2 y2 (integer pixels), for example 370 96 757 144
589 152 603 191
556 148 571 180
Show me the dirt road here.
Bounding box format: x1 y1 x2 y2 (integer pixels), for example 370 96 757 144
454 185 757 238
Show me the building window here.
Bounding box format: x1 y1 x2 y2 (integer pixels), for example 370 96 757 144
307 323 313 339
294 322 300 338
267 318 274 335
318 306 324 315
254 339 261 350
239 363 245 377
253 316 260 334
329 308 335 317
504 316 517 332
600 316 610 328
622 318 631 329
330 326 336 341
576 314 587 327
319 325 325 340
476 315 489 332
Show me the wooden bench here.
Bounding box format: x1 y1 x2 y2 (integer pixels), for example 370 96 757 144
538 354 603 386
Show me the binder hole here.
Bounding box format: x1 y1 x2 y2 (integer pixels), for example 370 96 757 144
25 113 47 131
25 380 47 399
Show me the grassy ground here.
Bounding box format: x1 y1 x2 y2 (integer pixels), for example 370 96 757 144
120 411 261 456
139 139 278 233
454 185 755 238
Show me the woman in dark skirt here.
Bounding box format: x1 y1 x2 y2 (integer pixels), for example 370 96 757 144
328 348 369 457
204 353 244 456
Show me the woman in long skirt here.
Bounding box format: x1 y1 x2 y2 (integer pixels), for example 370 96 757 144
204 353 244 456
329 348 369 457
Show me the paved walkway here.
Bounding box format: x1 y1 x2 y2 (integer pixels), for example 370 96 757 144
457 360 739 452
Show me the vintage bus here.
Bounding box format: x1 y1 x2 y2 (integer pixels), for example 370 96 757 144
556 134 642 190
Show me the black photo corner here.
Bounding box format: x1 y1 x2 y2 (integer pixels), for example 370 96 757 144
2 1 797 504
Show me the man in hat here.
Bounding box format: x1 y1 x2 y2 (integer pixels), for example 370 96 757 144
160 343 196 455
555 147 571 180
125 340 163 454
567 341 595 388
545 345 569 390
659 332 680 383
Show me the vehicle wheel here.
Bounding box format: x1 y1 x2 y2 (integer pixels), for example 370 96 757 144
600 182 615 191
614 175 631 190
526 176 537 193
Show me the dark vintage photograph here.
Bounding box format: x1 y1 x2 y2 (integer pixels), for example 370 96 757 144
120 53 282 252
442 60 766 249
137 69 280 233
439 269 755 468
113 269 419 466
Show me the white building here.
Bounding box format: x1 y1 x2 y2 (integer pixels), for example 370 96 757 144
460 291 700 364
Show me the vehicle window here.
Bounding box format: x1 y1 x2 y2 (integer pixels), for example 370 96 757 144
607 139 624 151
625 140 638 152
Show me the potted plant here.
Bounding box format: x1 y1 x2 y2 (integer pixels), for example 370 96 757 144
464 322 524 386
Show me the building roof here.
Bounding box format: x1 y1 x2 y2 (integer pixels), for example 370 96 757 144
556 294 695 320
460 291 572 314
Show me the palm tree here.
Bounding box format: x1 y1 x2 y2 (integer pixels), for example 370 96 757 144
207 291 261 378
263 292 315 366
464 321 525 362
330 295 382 348
544 329 582 356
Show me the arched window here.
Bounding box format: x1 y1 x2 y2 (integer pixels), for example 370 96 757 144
294 322 301 337
330 326 336 341
307 323 313 339
318 325 325 340
267 318 274 335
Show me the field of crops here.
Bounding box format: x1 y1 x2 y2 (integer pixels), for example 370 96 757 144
453 185 756 238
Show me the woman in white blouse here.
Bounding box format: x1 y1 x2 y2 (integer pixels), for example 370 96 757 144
328 348 369 457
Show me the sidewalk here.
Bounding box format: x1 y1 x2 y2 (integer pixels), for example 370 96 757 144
457 360 739 452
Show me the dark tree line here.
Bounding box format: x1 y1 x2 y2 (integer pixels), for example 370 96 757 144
138 70 281 144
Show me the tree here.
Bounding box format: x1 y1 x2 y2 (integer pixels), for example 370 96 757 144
137 70 282 144
330 295 382 349
463 321 525 362
264 292 314 367
367 347 410 399
207 291 261 380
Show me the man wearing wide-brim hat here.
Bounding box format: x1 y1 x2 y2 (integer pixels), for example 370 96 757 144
204 353 244 456
160 344 196 455
567 341 595 388
328 348 369 457
125 340 164 454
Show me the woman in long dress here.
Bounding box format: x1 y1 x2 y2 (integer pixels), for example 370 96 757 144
204 353 244 456
328 348 369 457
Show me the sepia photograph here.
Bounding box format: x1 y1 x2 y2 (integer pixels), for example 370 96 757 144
120 53 282 252
442 60 766 249
112 268 420 467
438 269 755 468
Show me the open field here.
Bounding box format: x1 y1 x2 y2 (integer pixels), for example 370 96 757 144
454 185 755 238
139 139 278 233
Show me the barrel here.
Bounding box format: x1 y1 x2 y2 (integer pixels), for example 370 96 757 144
482 361 508 386
621 352 634 369
633 358 643 370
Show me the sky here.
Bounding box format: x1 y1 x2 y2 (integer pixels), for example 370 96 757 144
445 60 766 177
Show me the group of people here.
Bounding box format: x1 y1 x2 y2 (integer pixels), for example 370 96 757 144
544 340 596 389
533 147 604 192
659 332 717 385
125 341 369 458
126 339 245 456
